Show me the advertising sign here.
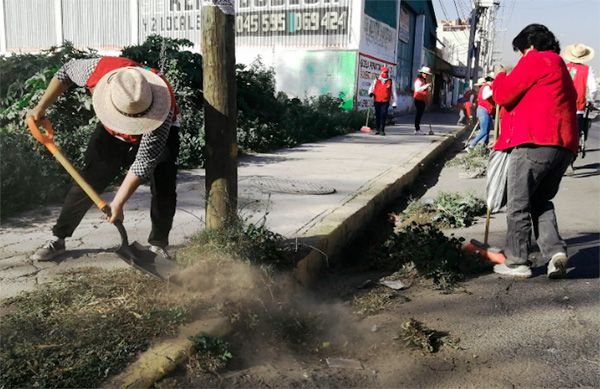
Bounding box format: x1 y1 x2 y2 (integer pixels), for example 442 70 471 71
361 14 396 63
357 53 396 110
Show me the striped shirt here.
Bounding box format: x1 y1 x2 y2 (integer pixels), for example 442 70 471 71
56 58 175 180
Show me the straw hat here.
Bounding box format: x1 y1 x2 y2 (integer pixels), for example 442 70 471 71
418 66 432 75
562 43 595 64
474 77 487 86
92 67 171 135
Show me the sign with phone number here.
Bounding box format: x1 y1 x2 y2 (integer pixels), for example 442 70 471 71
236 7 348 36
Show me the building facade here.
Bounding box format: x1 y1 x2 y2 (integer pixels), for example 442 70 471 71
0 0 440 111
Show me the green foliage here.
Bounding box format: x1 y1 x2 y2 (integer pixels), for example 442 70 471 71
0 270 192 388
189 335 233 366
180 217 292 271
447 144 490 175
0 36 364 217
432 192 486 228
376 223 488 291
399 192 486 229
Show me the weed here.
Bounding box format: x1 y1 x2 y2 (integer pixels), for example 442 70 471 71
0 270 197 388
396 192 486 229
177 217 293 271
375 223 489 292
352 287 409 315
399 318 460 353
187 335 233 374
447 144 490 176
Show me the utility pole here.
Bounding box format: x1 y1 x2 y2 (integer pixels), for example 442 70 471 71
465 1 480 87
202 0 238 230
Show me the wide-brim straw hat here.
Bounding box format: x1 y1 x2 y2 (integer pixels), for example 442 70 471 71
474 77 487 86
92 66 171 135
418 66 433 75
563 43 595 64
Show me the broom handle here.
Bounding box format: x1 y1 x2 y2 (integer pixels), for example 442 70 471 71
484 105 502 245
365 107 370 126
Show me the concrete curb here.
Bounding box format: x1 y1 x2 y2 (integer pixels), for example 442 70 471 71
104 317 230 388
295 126 469 284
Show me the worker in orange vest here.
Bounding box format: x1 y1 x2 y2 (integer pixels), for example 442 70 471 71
563 43 597 144
368 66 398 135
413 66 432 134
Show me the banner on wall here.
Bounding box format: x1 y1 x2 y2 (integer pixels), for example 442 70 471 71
398 7 410 43
361 14 397 63
357 53 397 110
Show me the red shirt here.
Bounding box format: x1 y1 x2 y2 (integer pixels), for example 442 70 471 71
492 49 578 154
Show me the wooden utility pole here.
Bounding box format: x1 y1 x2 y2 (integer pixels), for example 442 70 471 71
202 1 237 230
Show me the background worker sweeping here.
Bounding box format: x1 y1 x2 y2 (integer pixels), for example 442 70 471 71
413 66 432 134
368 66 397 135
466 75 495 151
27 57 180 261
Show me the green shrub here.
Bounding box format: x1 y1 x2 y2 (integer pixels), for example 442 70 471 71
1 36 364 218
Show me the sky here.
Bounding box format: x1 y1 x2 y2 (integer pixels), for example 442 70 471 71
432 0 600 71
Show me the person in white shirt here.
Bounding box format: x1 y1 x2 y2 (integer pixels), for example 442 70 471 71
413 66 432 134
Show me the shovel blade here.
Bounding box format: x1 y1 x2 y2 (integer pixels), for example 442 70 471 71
115 241 182 281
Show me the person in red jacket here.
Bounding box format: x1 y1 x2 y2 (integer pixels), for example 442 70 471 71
27 57 180 261
491 24 578 279
368 66 398 135
413 66 432 134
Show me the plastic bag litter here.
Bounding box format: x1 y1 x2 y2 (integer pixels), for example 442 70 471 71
486 150 509 213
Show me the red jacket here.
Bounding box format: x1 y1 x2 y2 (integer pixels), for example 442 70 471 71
492 49 578 154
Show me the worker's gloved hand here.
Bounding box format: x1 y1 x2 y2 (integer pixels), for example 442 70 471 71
392 103 397 109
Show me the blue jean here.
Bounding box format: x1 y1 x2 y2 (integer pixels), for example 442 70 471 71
504 146 573 266
471 107 492 147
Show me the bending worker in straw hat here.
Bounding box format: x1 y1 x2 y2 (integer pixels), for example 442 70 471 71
563 43 597 144
413 66 432 134
27 57 180 261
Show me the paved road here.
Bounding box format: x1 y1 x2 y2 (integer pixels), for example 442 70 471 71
394 118 600 387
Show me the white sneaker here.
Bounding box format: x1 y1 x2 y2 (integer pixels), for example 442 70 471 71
31 237 65 261
547 252 568 279
149 245 173 261
493 263 532 278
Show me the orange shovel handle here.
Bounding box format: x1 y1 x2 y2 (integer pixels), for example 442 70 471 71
26 117 108 212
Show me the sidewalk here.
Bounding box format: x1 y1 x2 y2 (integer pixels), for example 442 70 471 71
0 111 465 298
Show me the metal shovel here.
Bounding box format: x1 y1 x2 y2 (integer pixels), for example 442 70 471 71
26 117 180 281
